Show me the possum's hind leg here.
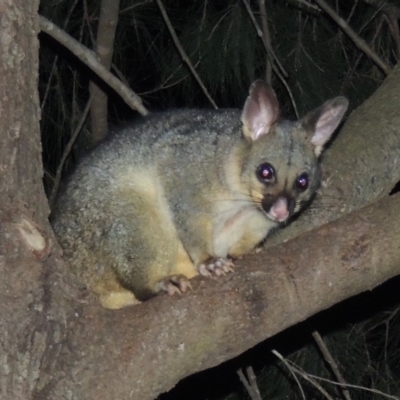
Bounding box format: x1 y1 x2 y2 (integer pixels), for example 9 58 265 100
98 181 197 307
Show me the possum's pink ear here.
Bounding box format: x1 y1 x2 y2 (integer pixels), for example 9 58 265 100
241 80 280 141
302 97 349 156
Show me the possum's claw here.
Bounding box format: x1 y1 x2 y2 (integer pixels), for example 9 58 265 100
197 258 235 277
157 274 192 296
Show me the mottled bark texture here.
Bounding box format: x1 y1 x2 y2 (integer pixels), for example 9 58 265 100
41 194 400 400
0 2 73 399
1 3 400 399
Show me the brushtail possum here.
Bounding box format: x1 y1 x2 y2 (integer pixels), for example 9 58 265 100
52 80 348 309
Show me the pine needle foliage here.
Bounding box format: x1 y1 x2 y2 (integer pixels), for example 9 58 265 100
231 302 400 400
39 0 394 186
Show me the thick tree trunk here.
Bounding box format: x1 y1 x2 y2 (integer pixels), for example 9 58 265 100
0 1 65 398
42 193 400 400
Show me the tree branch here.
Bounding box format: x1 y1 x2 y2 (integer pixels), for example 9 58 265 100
39 16 149 117
313 0 391 75
89 0 121 144
155 0 218 109
312 331 352 400
43 193 400 399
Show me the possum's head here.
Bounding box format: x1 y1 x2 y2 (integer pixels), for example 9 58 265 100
240 80 348 223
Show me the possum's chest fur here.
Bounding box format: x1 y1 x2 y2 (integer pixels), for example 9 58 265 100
212 201 276 257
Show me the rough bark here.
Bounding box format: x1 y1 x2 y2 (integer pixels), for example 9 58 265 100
0 1 44 221
0 1 69 398
40 193 400 400
89 0 121 144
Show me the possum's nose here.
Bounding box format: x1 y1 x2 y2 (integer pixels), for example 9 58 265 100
262 195 295 222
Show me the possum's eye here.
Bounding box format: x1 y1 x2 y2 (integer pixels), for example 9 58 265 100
256 163 275 184
296 173 309 191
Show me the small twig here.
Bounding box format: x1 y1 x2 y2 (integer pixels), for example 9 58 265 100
241 0 287 78
120 0 152 14
312 330 352 400
300 43 325 72
39 16 148 116
305 373 400 400
49 98 92 210
83 0 96 46
274 349 400 400
246 366 262 400
237 369 254 398
366 306 400 369
139 61 201 95
41 56 59 111
43 169 55 183
257 0 272 83
155 0 218 109
273 350 335 400
41 0 80 110
237 366 262 400
140 68 193 95
242 0 300 118
346 0 358 23
347 13 385 80
293 0 320 11
272 350 306 400
111 62 131 87
386 9 400 59
367 306 400 332
313 0 391 75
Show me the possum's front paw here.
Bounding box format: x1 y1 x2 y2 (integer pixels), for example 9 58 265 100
197 257 235 277
156 274 193 296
